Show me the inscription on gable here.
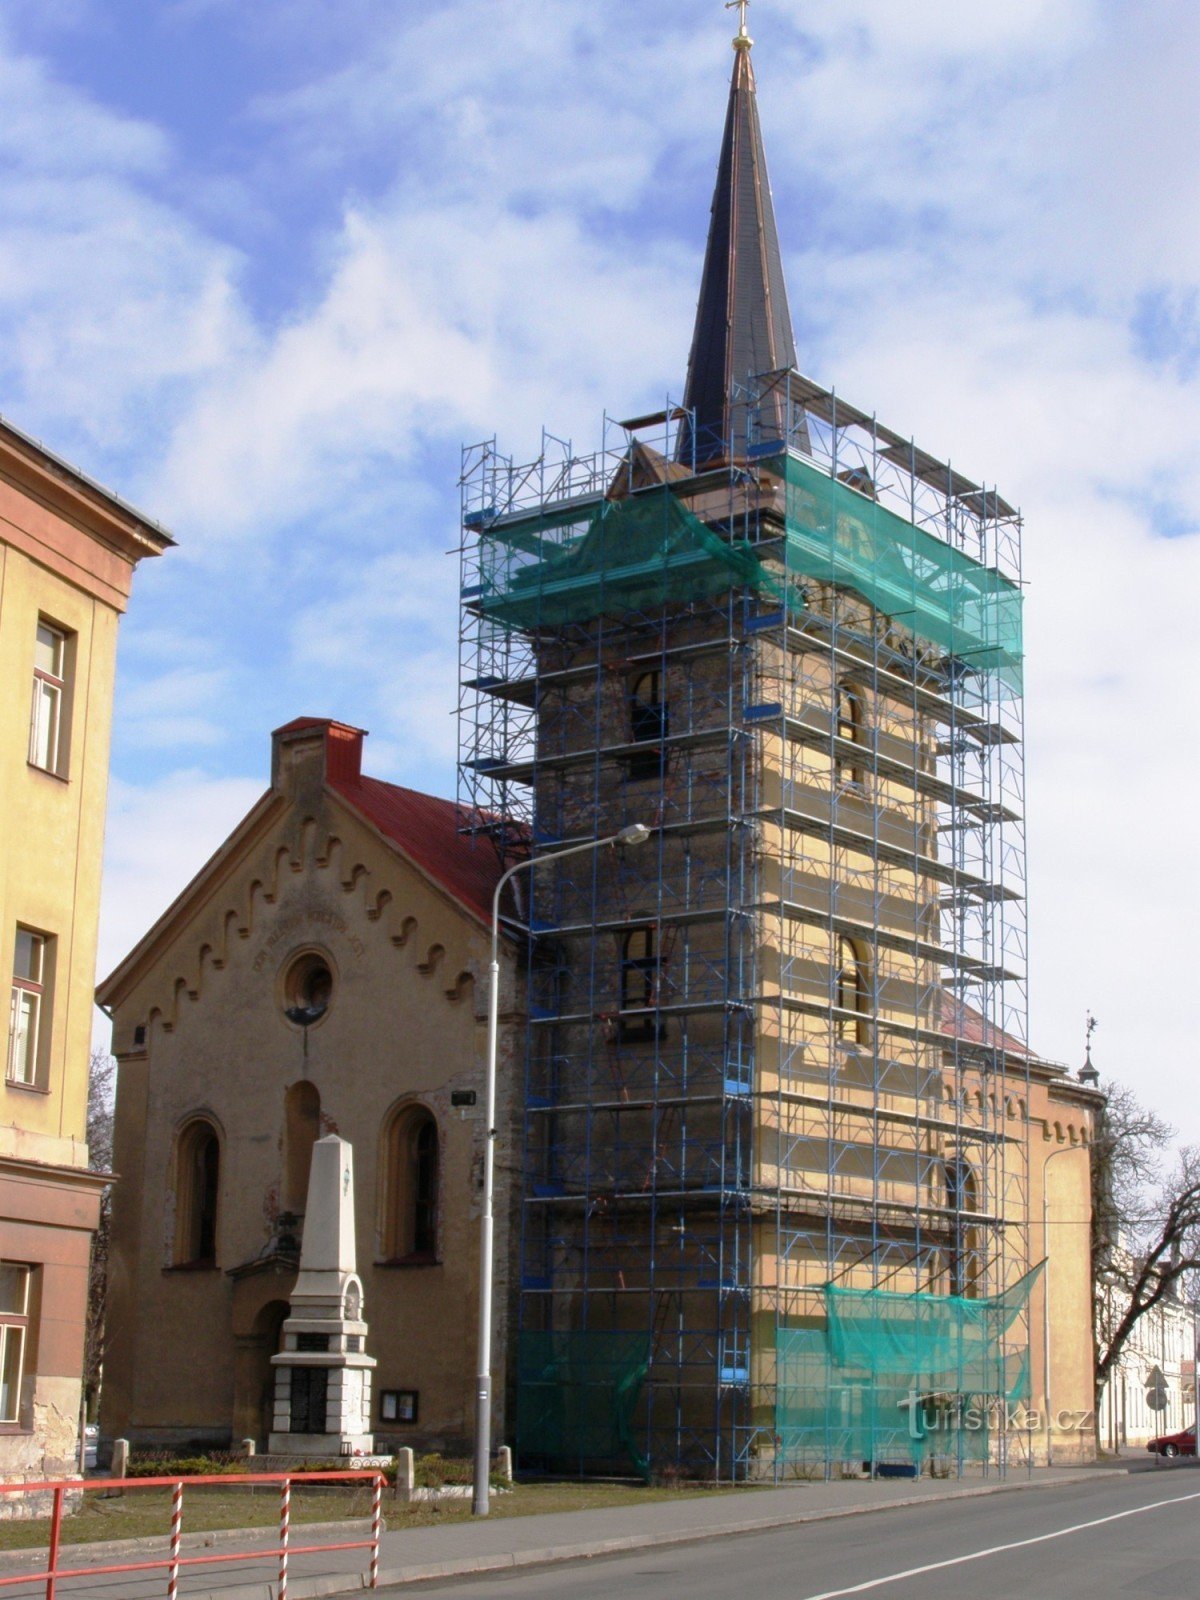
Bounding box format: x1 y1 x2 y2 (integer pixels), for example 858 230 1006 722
252 909 367 974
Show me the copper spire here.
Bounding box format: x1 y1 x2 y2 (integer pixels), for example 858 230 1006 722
678 10 797 464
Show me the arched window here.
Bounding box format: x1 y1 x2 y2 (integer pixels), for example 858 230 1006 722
620 927 665 1042
628 671 667 780
174 1119 220 1266
381 1106 439 1263
835 936 870 1045
282 1081 321 1214
834 683 864 787
944 1159 980 1298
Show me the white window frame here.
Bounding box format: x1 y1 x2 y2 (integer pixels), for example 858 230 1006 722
0 1264 31 1426
28 621 67 776
8 931 46 1087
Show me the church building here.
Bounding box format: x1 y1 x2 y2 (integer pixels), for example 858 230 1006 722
99 15 1102 1478
98 719 523 1454
456 14 1102 1476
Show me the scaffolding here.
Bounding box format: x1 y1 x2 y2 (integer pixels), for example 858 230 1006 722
457 369 1032 1482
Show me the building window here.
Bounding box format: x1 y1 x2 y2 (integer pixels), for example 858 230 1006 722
628 671 667 780
0 1264 31 1425
174 1119 221 1266
381 1107 439 1263
835 935 870 1045
283 951 333 1026
282 1080 322 1213
8 930 50 1088
945 1159 980 1298
28 621 70 776
620 927 665 1042
834 683 864 787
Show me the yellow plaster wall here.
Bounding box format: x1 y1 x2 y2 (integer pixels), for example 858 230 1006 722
0 538 119 1162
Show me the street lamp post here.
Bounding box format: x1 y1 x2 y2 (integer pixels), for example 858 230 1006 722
472 822 652 1517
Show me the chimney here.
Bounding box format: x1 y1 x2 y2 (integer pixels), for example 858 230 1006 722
271 718 367 798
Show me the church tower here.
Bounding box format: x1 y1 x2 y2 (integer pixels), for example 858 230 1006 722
458 13 1032 1480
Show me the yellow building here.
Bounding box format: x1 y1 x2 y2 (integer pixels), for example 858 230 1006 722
0 415 171 1481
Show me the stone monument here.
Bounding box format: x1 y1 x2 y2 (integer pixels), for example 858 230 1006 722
269 1135 376 1455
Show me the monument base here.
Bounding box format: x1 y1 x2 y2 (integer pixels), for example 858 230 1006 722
266 1431 375 1457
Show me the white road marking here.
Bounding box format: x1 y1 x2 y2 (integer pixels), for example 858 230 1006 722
800 1487 1200 1599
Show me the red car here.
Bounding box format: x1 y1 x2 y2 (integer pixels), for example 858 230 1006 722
1146 1428 1197 1458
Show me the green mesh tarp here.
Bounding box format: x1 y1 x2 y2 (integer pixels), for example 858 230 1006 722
475 456 1021 692
477 484 787 629
516 1330 650 1476
777 1266 1041 1468
768 453 1023 693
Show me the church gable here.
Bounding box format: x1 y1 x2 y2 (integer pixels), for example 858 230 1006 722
100 721 494 1054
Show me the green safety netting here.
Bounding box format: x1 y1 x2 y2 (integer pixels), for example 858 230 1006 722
473 452 1022 693
767 454 1023 693
516 1330 650 1476
477 484 788 630
776 1264 1042 1467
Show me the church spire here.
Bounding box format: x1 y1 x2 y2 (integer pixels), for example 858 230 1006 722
679 6 797 464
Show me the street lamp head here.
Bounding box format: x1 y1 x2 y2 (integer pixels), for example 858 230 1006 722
616 823 652 847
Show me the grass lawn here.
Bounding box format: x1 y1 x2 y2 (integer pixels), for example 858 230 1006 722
0 1479 753 1553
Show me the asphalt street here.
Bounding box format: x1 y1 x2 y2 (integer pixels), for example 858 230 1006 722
382 1464 1200 1600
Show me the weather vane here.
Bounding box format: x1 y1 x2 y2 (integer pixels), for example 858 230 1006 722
726 0 752 46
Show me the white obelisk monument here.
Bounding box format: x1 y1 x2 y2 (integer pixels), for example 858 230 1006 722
269 1135 375 1455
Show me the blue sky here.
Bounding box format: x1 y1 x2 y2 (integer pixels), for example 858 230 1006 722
4 0 1198 1140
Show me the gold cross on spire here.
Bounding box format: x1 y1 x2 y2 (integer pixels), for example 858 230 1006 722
726 0 753 49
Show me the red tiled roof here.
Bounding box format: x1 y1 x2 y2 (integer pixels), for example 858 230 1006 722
937 991 1029 1059
275 715 363 738
331 772 505 926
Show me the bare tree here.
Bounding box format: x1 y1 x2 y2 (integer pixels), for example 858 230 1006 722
1092 1079 1200 1396
84 1048 115 1417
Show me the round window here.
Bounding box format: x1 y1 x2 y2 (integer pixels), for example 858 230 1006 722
283 952 334 1024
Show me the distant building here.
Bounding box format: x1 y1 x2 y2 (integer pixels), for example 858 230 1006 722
1 416 171 1484
1097 1253 1198 1450
98 719 523 1454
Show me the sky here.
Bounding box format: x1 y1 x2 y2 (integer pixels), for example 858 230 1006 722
3 0 1198 1143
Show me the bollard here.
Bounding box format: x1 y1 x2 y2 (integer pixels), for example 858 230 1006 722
242 1438 256 1458
110 1438 129 1497
394 1447 415 1503
494 1445 513 1483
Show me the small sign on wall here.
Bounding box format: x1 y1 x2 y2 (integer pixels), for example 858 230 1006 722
380 1389 418 1424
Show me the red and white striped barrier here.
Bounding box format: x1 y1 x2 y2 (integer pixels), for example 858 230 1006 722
0 1469 386 1599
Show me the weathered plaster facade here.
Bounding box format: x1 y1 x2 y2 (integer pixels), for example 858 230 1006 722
99 721 522 1455
0 416 170 1488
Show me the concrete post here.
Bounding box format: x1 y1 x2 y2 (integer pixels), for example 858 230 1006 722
110 1438 129 1496
494 1445 513 1483
242 1438 256 1457
394 1447 415 1503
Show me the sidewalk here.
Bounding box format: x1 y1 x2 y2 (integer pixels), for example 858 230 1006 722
0 1466 1122 1600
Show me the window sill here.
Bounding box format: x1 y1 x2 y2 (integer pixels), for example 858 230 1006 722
4 1078 50 1096
375 1256 441 1270
0 1423 32 1436
25 761 69 786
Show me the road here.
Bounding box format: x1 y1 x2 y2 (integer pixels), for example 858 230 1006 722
381 1464 1200 1600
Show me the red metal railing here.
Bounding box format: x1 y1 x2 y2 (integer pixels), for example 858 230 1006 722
0 1470 385 1600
